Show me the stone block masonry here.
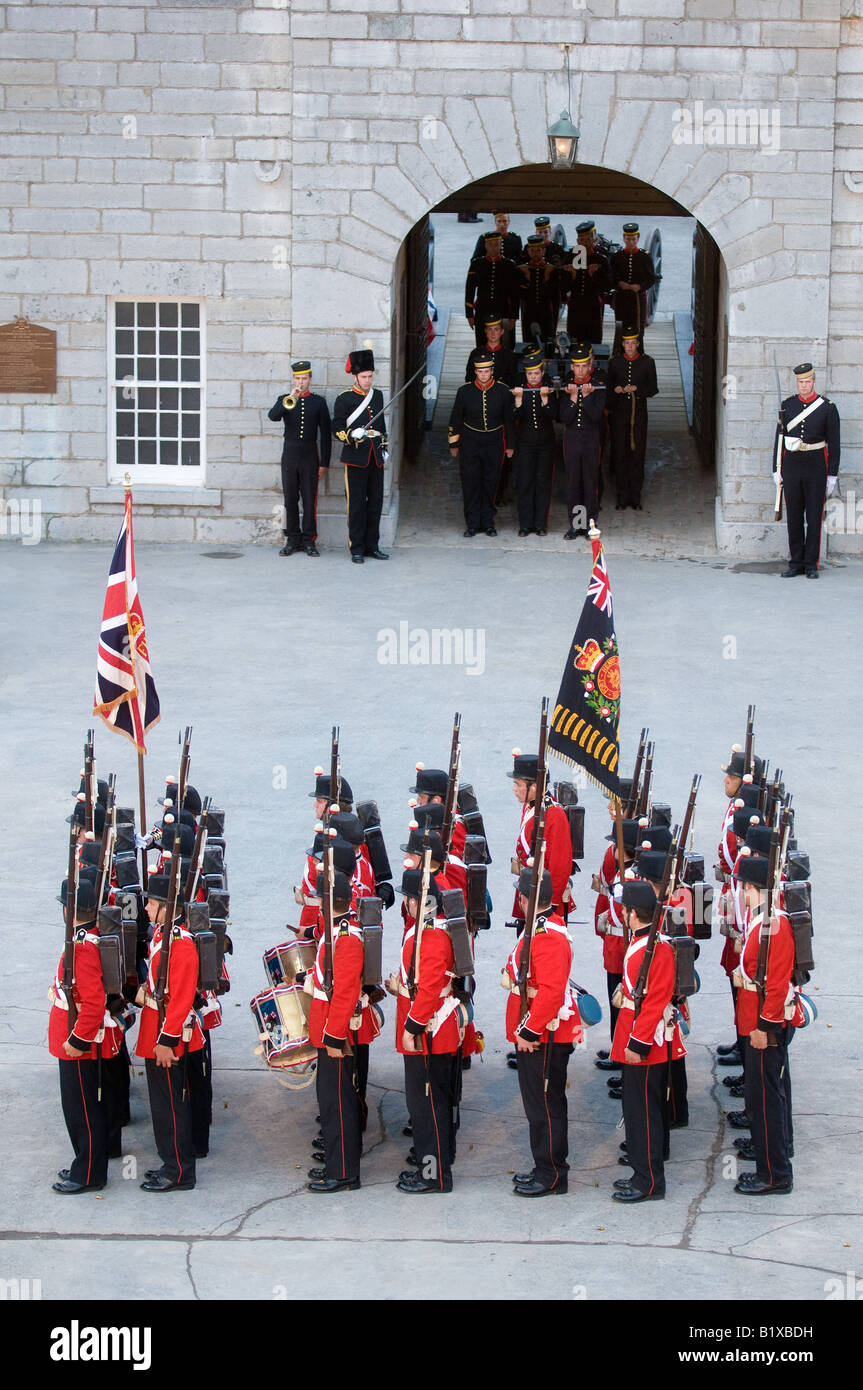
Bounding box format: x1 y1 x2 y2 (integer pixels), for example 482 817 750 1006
0 0 857 558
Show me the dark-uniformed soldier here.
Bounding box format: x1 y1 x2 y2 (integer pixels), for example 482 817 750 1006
448 351 515 537
268 360 332 557
524 215 567 268
512 348 557 536
472 211 523 264
516 235 559 347
609 223 656 348
606 328 658 510
560 220 610 346
558 343 606 538
465 232 520 348
465 315 519 387
332 348 389 565
504 868 582 1197
774 362 840 578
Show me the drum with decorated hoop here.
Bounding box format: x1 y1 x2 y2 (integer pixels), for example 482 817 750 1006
250 984 316 1073
263 936 316 989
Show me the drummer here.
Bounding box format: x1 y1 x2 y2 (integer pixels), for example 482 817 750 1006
306 870 368 1194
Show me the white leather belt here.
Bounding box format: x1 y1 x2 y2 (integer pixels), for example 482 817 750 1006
785 439 825 452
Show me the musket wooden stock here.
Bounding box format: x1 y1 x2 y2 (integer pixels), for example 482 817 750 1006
94 773 117 910
321 826 336 1001
626 728 647 818
62 814 81 1036
518 698 550 1021
407 841 433 1001
632 825 679 1021
744 705 755 778
673 774 701 884
636 742 654 820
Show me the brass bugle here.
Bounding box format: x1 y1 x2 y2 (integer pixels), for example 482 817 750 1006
282 390 299 410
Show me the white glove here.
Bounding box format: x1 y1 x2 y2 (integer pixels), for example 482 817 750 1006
596 910 609 936
134 832 152 851
826 476 838 497
350 428 367 441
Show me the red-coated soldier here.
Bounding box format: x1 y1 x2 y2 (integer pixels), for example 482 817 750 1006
388 869 462 1194
306 870 379 1193
592 815 643 1078
611 880 686 1203
136 873 206 1192
732 855 796 1195
508 749 573 920
635 839 690 1130
715 747 764 1067
504 868 583 1197
49 871 124 1194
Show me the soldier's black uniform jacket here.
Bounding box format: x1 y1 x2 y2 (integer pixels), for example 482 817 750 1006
516 260 559 317
606 352 658 408
560 250 610 312
558 378 606 436
773 393 840 475
520 240 567 267
268 391 332 467
609 247 656 326
332 387 387 468
473 230 523 262
448 379 515 447
513 381 558 438
464 255 520 325
465 344 519 386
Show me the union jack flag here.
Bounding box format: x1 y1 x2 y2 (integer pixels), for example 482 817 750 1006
93 488 160 753
548 531 620 798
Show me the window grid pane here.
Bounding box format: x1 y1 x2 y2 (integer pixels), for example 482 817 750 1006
111 300 203 477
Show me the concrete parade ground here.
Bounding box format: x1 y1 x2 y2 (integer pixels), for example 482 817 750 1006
0 533 861 1306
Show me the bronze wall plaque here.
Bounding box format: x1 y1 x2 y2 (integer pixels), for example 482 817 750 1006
0 317 57 393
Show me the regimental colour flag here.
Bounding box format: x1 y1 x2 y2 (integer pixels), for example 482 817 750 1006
93 488 160 753
548 528 620 798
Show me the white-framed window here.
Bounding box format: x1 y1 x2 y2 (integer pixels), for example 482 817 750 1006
107 297 206 485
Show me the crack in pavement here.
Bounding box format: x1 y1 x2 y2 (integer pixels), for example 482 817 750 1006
678 1065 736 1250
185 1241 201 1301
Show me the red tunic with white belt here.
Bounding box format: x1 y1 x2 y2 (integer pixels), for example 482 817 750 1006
596 852 628 974
48 929 123 1061
734 903 796 1036
512 798 572 917
396 918 460 1055
610 928 686 1065
308 916 380 1048
504 912 583 1045
136 923 205 1058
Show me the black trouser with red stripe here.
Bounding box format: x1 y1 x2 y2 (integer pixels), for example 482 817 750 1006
316 1047 361 1181
344 462 384 557
102 1038 130 1157
516 1041 572 1190
58 1058 110 1187
622 1061 669 1195
404 1052 455 1189
562 429 602 530
743 1026 793 1185
281 446 320 546
459 431 505 532
782 452 827 571
669 1056 689 1126
186 1032 212 1157
515 434 554 531
609 401 648 506
145 1056 196 1186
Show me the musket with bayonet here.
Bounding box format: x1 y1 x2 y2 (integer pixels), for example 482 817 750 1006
626 727 648 818
152 806 185 1033
743 704 755 779
441 712 462 858
636 741 654 820
62 803 82 1036
321 822 337 1002
753 800 792 1019
184 795 213 904
176 725 192 811
632 824 680 1020
673 775 701 885
83 729 96 841
517 698 550 1022
407 832 433 1003
94 773 117 909
328 725 341 823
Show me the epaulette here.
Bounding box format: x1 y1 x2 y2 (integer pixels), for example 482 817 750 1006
75 928 87 942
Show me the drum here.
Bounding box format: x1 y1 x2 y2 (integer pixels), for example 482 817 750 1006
250 984 316 1072
263 936 316 989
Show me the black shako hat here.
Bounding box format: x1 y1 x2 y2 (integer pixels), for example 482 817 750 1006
402 828 445 863
412 802 445 832
605 817 646 850
735 854 770 888
516 866 553 905
634 850 669 885
145 873 187 908
72 775 109 805
745 824 773 857
508 751 539 782
398 868 442 908
639 825 673 854
67 800 106 836
733 807 761 839
619 879 657 917
158 779 203 816
722 749 765 782
315 869 354 905
309 772 354 805
58 867 98 910
410 767 449 797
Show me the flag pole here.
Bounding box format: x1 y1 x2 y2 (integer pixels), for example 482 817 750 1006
123 471 149 892
590 516 629 947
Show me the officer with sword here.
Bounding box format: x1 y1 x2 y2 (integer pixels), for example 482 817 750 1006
773 359 840 579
